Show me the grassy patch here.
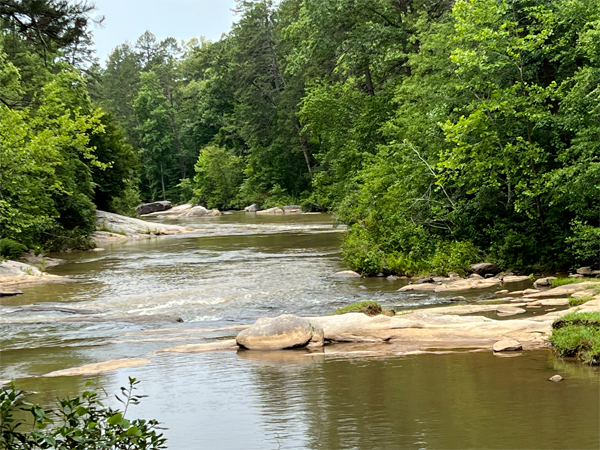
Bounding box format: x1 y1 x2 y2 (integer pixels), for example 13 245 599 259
551 312 600 365
553 311 600 330
334 301 395 317
568 296 594 307
551 277 586 287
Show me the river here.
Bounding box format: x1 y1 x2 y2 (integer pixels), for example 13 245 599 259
1 213 598 449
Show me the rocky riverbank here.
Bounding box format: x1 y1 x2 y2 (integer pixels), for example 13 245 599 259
93 210 196 246
0 260 64 291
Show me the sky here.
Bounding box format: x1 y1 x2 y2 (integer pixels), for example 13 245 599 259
89 0 237 63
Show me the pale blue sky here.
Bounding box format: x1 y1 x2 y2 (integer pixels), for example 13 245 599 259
90 0 237 63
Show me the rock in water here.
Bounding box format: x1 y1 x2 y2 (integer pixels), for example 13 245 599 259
135 201 172 215
0 288 23 296
329 270 361 278
492 339 522 352
256 207 284 215
180 206 220 217
236 314 324 350
244 204 259 212
470 262 500 276
549 374 563 382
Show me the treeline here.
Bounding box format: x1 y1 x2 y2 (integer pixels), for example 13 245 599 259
1 0 599 273
0 0 139 252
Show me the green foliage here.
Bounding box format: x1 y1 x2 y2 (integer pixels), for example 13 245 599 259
0 239 27 260
551 312 600 364
0 378 167 449
193 145 244 209
566 222 600 268
334 301 394 317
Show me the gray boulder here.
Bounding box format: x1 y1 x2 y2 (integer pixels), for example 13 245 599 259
236 314 324 350
135 201 172 215
181 206 220 217
576 266 592 275
470 262 500 276
244 204 259 212
329 270 361 278
533 277 556 288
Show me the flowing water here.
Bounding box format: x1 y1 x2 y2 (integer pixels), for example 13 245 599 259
1 213 598 449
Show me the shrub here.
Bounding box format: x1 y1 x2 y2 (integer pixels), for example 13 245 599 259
0 238 27 260
0 378 167 449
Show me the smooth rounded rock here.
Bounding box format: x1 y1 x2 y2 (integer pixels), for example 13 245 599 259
492 339 523 352
135 201 172 215
236 314 324 350
549 374 563 382
470 262 500 275
329 270 361 278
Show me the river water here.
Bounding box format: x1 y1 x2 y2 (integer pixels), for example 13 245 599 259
1 213 598 449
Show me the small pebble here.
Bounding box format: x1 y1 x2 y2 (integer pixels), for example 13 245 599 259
549 374 563 382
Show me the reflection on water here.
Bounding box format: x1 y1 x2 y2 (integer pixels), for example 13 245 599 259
1 213 599 449
16 350 600 450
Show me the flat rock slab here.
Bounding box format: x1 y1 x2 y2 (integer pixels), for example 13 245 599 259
96 210 194 235
502 275 531 283
44 358 151 377
525 281 600 299
399 277 501 293
156 340 238 354
256 207 284 215
236 314 324 350
0 261 63 288
493 339 523 352
496 306 526 316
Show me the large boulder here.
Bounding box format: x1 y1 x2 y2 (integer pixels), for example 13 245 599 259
135 201 172 215
236 314 324 350
469 262 500 276
180 206 220 217
244 204 259 212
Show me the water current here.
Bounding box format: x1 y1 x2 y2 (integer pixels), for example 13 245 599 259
1 213 598 449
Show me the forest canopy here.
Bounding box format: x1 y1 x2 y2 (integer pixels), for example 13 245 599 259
1 0 598 273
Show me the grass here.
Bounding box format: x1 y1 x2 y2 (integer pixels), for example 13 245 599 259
551 312 600 365
551 277 586 287
334 301 395 317
568 295 594 307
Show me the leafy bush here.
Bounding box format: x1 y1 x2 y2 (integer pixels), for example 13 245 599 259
0 378 167 449
566 222 600 268
0 238 27 260
341 228 385 276
193 145 244 210
429 241 480 276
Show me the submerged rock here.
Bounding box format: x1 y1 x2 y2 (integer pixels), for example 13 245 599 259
44 358 151 377
0 288 23 296
236 314 324 350
492 339 523 352
329 270 361 279
135 201 172 215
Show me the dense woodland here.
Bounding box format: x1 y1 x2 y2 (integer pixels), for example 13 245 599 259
1 0 599 274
